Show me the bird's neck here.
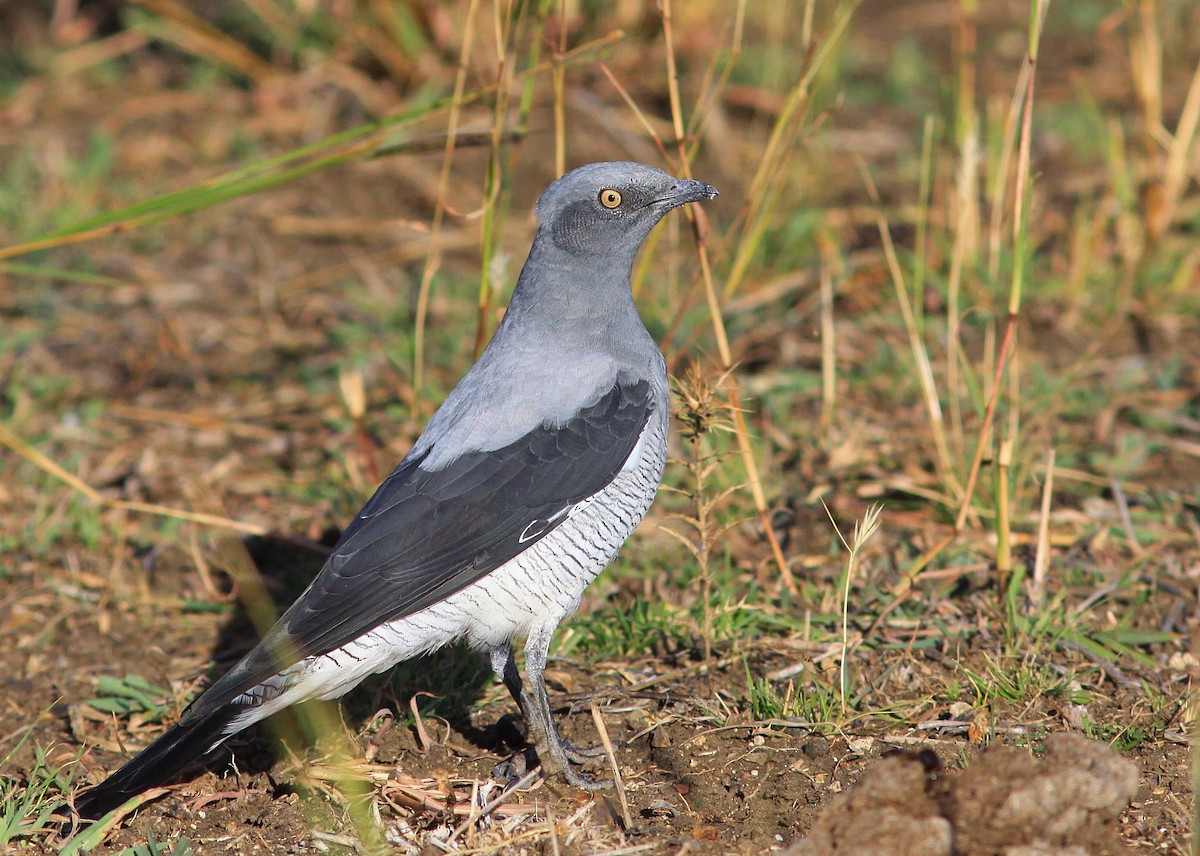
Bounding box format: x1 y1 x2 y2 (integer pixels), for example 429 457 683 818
506 243 642 338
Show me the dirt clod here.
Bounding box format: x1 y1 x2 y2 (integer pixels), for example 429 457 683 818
801 736 830 758
788 735 1138 856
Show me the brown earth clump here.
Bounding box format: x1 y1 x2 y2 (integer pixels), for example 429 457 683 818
790 734 1139 856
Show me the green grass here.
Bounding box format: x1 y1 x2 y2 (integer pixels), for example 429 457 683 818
558 598 693 661
115 830 196 856
0 738 79 849
961 656 1089 709
743 662 845 731
0 131 119 240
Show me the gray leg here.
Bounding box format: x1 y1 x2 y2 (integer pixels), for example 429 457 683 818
490 639 610 767
523 626 611 789
490 642 524 708
489 642 533 783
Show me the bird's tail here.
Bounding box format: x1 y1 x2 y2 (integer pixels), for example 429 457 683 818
71 705 239 820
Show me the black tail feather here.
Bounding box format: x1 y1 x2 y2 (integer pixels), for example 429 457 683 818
72 707 239 820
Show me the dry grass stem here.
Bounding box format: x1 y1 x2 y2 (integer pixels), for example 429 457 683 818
823 503 883 713
0 422 269 536
996 437 1013 585
590 703 632 830
413 0 482 399
1029 448 1056 608
859 160 958 496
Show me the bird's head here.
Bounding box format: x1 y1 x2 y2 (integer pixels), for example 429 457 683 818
534 162 718 260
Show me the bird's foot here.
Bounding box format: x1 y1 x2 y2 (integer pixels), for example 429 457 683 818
560 736 622 766
536 731 615 790
494 747 613 791
492 749 532 789
558 763 613 791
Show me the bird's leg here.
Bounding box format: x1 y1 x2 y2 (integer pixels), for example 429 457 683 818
490 642 525 708
491 640 611 766
488 642 535 782
517 627 612 790
560 735 622 761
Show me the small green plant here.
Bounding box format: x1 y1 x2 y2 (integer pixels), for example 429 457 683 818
962 655 1088 708
1076 684 1183 752
1077 716 1152 752
742 661 845 732
86 674 173 723
792 673 845 728
943 677 962 703
746 662 785 721
665 363 741 660
116 829 195 856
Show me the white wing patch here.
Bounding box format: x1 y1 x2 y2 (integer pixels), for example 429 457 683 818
621 417 652 473
518 505 571 543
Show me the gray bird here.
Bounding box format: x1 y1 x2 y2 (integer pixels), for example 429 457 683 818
72 161 718 819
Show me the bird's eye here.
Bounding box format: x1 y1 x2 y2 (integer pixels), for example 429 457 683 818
599 189 623 209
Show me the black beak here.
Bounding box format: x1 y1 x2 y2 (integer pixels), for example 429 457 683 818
656 178 719 208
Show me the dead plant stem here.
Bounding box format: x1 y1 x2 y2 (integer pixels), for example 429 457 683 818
661 0 796 592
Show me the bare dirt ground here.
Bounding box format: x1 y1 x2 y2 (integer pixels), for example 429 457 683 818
1 2 1197 854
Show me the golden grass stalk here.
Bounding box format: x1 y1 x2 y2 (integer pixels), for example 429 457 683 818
239 0 301 49
130 0 276 82
471 23 510 361
590 704 632 829
953 0 1048 539
553 0 568 176
985 60 1031 282
913 114 936 332
682 0 747 145
948 0 981 459
1148 39 1200 248
722 0 860 303
1128 0 1163 169
995 437 1013 584
819 245 837 430
0 31 624 263
472 2 547 360
1190 698 1199 856
876 0 1049 610
946 131 979 458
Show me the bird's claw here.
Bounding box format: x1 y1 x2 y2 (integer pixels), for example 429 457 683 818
492 749 532 790
561 737 620 766
493 749 611 791
559 764 613 791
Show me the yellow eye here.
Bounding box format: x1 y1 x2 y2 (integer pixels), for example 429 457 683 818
599 189 623 209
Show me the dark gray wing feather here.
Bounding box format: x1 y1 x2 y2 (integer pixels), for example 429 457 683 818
191 378 653 714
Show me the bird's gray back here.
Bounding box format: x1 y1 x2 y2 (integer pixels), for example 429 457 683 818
413 265 667 472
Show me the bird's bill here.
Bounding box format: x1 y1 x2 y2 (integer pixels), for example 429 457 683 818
654 178 719 208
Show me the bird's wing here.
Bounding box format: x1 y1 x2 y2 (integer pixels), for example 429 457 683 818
212 377 654 703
